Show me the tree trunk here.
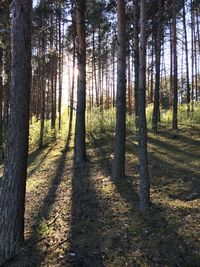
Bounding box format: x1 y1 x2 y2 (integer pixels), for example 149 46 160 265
172 0 178 130
112 0 126 180
169 22 173 108
138 0 150 212
0 48 3 157
74 0 86 164
58 6 63 130
39 0 46 148
133 0 139 126
128 49 132 115
69 5 76 133
0 0 32 263
152 0 162 133
182 0 190 114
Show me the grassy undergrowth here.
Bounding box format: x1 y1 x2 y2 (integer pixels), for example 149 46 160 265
4 104 199 267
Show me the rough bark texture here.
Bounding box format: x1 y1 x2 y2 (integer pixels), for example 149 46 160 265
172 0 178 130
74 0 86 164
152 0 162 133
133 0 139 125
182 0 190 113
138 0 150 212
0 0 32 264
39 0 45 148
0 48 3 156
112 0 126 180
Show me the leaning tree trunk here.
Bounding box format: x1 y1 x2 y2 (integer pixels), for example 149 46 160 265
74 0 86 163
138 0 150 212
112 0 126 180
0 0 32 264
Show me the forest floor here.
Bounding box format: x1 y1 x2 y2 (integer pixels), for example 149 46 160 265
2 123 200 267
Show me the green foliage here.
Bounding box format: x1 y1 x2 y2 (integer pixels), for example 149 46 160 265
159 103 200 126
29 116 55 149
87 108 116 134
29 108 76 150
37 218 49 237
29 103 200 150
29 116 40 148
146 104 154 126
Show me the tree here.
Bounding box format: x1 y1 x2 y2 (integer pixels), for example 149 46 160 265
74 0 86 164
182 0 190 114
112 0 126 180
39 0 46 148
152 0 162 133
138 0 150 212
172 0 178 130
0 0 32 263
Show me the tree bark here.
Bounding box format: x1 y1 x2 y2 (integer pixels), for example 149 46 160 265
112 0 126 180
0 48 3 157
172 0 178 130
133 0 139 126
74 0 86 164
39 0 46 148
182 0 190 114
138 0 150 212
0 0 32 263
152 0 162 133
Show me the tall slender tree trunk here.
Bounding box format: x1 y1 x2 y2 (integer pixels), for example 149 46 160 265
58 7 63 130
112 0 126 180
191 0 194 111
128 49 132 115
39 0 46 148
68 3 76 133
172 0 178 130
0 0 32 263
112 45 116 107
74 0 86 163
169 22 173 108
138 0 150 212
182 0 190 114
149 46 154 104
152 0 162 132
133 0 139 125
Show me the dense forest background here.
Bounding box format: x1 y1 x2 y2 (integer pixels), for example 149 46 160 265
0 0 199 266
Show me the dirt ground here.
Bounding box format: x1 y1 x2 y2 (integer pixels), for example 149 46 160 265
3 124 200 267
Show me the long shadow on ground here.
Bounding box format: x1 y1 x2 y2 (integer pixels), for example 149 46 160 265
5 132 72 267
66 162 104 267
27 143 57 176
86 130 200 266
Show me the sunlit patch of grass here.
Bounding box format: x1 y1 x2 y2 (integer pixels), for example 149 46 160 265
26 177 46 193
101 182 113 195
9 103 200 266
36 218 49 237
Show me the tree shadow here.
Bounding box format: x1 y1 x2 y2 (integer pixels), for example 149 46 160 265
5 132 72 267
89 131 139 208
149 152 200 201
87 130 199 266
27 143 57 176
148 135 200 160
146 130 200 202
66 159 106 266
157 129 200 147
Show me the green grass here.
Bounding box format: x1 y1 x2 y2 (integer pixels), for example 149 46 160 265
4 103 200 266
